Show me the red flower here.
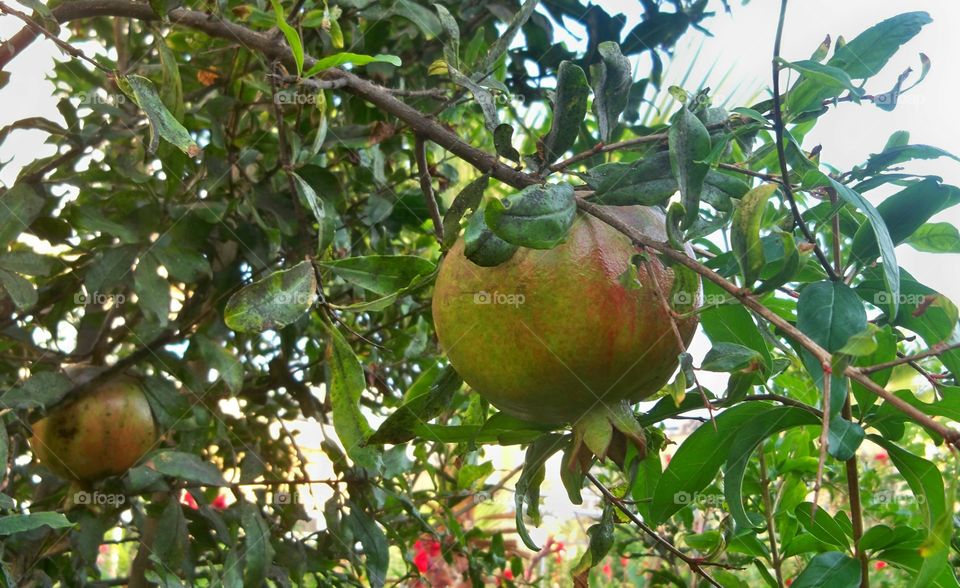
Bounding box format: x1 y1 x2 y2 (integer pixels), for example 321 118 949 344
504 569 514 580
875 561 888 570
786 579 793 586
602 563 612 579
875 452 889 462
620 556 629 567
180 490 198 510
413 541 430 574
211 494 228 511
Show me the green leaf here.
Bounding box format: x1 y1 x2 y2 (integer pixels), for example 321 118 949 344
224 261 318 333
493 124 520 163
0 513 73 536
855 268 960 379
906 222 960 253
850 179 951 263
321 255 435 296
392 0 442 39
0 371 71 409
668 105 711 229
515 434 565 550
651 402 780 524
133 255 170 326
269 0 304 75
731 183 778 286
156 35 184 119
368 365 462 444
463 208 518 267
345 506 389 588
0 269 36 311
485 183 576 249
778 58 861 96
0 184 44 248
590 152 677 205
149 450 226 486
828 11 932 79
870 436 945 531
791 552 861 588
723 407 819 530
303 53 401 77
699 281 772 370
797 281 867 353
829 178 900 317
572 504 615 575
861 144 960 178
433 3 459 67
325 323 376 468
794 503 851 549
195 336 243 394
478 0 539 75
540 62 589 166
289 171 332 253
858 524 896 551
590 42 632 143
240 503 275 587
443 174 489 248
700 342 763 373
827 416 865 460
117 74 200 156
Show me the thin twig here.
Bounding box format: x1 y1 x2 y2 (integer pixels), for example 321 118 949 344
585 473 726 587
758 450 784 588
0 2 112 73
860 342 960 375
642 258 717 427
770 0 838 282
843 396 869 588
414 134 444 243
811 363 832 514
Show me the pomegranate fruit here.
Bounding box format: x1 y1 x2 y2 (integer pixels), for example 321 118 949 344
30 377 157 482
433 205 699 425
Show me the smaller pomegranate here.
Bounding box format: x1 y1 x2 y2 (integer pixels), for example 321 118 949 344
30 377 157 482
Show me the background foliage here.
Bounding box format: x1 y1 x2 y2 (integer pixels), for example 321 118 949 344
0 0 957 586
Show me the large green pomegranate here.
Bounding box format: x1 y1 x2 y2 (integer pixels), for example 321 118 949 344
433 205 700 425
30 377 157 482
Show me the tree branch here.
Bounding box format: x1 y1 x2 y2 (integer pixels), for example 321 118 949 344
770 0 838 281
575 196 960 448
5 0 957 450
585 472 725 587
860 342 960 375
414 134 444 243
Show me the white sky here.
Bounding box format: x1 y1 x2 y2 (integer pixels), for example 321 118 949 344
1 0 959 550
